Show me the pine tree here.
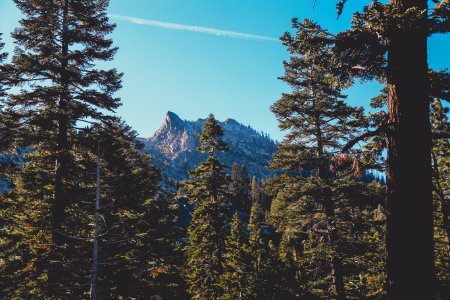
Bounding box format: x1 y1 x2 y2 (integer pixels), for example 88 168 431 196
249 201 264 231
247 203 292 300
75 118 187 299
332 2 450 297
219 213 252 300
250 176 260 204
0 116 186 298
270 18 367 300
185 114 231 299
0 32 17 181
431 99 450 297
230 163 251 212
3 0 123 291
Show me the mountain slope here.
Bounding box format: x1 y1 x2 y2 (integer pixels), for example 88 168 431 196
139 112 277 181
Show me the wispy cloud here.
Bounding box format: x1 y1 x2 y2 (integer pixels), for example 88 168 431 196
109 14 278 42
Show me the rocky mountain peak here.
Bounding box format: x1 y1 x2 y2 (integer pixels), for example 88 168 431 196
164 111 185 128
140 112 277 181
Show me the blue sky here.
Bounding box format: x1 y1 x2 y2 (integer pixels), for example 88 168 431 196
0 0 448 140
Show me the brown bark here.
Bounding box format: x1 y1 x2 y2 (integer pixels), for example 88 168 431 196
386 0 435 299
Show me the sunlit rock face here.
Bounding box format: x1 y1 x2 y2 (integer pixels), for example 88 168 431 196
140 111 277 181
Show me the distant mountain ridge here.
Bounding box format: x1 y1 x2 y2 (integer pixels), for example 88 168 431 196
0 113 278 193
139 112 277 181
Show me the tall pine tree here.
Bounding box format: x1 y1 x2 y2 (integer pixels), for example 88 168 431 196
270 18 366 300
219 212 252 300
332 2 450 297
185 114 231 299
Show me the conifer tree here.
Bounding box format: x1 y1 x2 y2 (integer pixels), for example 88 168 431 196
331 2 450 297
249 201 264 231
76 118 186 299
247 202 292 300
0 117 185 298
431 99 450 296
219 213 252 300
270 18 366 300
230 163 251 212
0 32 16 180
185 114 231 299
250 176 260 204
3 0 123 290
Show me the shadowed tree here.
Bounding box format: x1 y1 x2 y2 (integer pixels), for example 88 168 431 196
185 114 231 299
1 0 122 294
331 1 449 297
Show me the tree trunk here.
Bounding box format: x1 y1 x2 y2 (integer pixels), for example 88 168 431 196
324 197 347 300
50 0 69 286
386 0 435 299
90 151 101 300
316 114 346 300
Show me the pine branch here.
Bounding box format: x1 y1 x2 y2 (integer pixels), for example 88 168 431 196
342 125 385 152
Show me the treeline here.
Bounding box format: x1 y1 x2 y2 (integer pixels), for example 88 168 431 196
0 0 449 300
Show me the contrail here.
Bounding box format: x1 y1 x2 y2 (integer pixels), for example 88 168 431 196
109 14 278 42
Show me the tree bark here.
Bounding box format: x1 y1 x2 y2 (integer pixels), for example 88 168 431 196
386 0 435 299
50 0 70 286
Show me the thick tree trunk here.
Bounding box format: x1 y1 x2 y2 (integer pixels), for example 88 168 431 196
386 0 435 299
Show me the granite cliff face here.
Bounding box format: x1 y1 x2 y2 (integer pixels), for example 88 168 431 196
139 112 277 181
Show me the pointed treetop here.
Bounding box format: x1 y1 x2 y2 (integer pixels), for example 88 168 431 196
199 114 229 154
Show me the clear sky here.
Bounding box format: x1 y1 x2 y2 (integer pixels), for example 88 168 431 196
0 0 448 140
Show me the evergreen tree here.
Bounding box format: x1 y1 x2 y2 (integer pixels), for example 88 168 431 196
249 201 265 231
431 99 450 297
0 117 186 298
185 114 231 299
270 18 366 300
247 203 292 300
0 32 17 181
77 119 187 299
3 0 122 292
230 163 251 212
332 2 450 297
219 213 252 300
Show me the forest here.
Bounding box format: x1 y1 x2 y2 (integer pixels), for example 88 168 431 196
0 0 449 299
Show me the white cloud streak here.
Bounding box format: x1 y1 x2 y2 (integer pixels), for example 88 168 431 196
109 14 278 42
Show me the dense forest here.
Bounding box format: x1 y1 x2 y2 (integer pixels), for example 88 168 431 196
0 0 449 299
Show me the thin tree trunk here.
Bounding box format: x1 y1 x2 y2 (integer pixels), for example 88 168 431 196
50 0 69 286
315 114 346 300
324 197 347 300
90 149 101 300
386 0 435 299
